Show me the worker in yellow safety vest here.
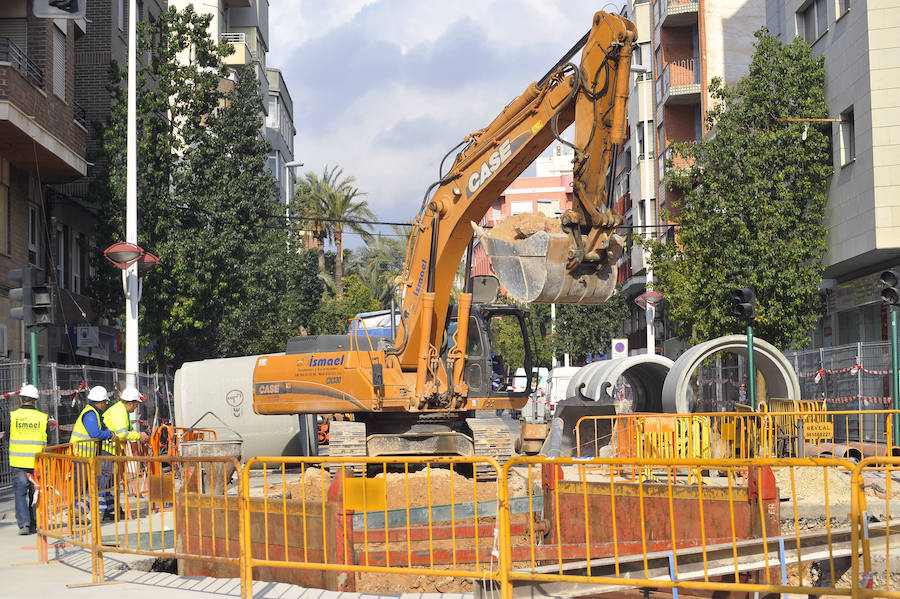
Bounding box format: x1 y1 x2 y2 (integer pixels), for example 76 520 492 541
7 384 56 535
70 386 117 522
100 387 149 521
102 387 149 453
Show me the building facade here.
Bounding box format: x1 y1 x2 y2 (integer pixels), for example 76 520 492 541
615 0 767 357
0 4 97 365
767 1 900 349
265 67 297 206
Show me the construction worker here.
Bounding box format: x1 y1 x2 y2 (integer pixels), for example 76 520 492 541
100 387 149 520
8 384 55 535
71 386 117 521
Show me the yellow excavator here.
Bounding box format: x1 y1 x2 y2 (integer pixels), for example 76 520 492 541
253 12 637 468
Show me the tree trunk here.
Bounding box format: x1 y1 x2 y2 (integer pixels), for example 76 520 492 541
316 226 326 272
335 225 343 298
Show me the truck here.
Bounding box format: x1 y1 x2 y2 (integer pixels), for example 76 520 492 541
252 12 637 466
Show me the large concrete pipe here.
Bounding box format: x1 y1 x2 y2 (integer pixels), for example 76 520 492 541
661 334 801 413
543 355 675 457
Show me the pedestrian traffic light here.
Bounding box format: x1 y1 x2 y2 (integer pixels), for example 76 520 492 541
730 287 756 321
31 283 55 326
32 0 85 19
881 270 900 306
8 267 36 327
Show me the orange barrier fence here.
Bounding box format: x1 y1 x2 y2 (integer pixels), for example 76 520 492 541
576 410 899 462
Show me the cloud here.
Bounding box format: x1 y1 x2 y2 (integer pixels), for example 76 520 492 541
268 0 626 245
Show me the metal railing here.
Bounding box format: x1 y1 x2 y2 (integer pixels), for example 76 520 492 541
73 101 87 127
0 37 44 88
35 446 900 597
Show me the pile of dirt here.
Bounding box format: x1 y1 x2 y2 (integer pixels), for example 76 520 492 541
772 466 853 506
266 465 531 509
485 212 563 240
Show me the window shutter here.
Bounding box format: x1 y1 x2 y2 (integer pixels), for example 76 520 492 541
53 26 66 100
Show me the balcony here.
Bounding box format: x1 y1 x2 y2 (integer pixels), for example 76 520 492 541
223 0 251 6
656 59 700 106
661 0 699 27
221 32 254 66
0 38 86 182
0 38 43 88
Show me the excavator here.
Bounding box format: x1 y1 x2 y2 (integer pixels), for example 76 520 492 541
253 12 637 469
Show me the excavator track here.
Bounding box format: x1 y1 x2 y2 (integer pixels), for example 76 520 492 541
327 420 366 478
467 417 514 481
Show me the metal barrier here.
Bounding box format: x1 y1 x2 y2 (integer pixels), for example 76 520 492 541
851 457 900 598
495 456 862 599
150 425 217 458
239 456 503 599
36 447 243 586
576 410 900 462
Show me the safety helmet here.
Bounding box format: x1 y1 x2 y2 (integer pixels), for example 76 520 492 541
19 384 39 400
87 385 109 402
121 387 144 403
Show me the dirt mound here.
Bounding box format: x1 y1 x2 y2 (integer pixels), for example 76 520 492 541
486 212 563 241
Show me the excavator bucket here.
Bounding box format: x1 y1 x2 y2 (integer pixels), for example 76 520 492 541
480 229 622 304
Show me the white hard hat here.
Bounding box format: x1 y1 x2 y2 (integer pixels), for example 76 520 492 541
121 387 144 403
87 385 109 402
19 384 39 400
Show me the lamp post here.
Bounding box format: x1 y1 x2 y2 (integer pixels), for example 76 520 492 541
124 0 139 387
631 62 656 354
880 270 900 447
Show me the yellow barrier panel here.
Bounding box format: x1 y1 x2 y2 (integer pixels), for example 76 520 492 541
496 456 861 599
577 410 899 462
851 457 900 598
238 455 502 599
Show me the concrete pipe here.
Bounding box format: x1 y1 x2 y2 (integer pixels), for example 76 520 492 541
566 354 676 412
661 334 801 413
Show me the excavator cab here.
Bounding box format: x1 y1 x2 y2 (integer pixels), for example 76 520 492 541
443 303 533 401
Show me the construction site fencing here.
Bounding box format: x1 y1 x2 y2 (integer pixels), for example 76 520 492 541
239 455 504 598
0 360 174 490
494 455 865 599
34 444 900 598
574 409 900 463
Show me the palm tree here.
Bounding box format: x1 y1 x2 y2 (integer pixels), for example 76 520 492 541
293 165 375 297
292 172 330 271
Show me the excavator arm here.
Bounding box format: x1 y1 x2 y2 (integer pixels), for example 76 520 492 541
390 12 637 406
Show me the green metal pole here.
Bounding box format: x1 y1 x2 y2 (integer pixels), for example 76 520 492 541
892 309 899 447
747 325 756 410
29 330 37 387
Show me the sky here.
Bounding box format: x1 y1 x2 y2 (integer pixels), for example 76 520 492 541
268 0 625 245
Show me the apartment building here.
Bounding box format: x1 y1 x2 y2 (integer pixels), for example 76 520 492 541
615 0 766 356
765 1 900 348
0 4 90 364
265 67 297 206
170 0 298 202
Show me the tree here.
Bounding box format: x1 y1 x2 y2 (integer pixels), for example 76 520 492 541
552 293 628 363
293 165 376 296
94 7 319 367
351 227 410 307
646 30 830 349
315 274 381 334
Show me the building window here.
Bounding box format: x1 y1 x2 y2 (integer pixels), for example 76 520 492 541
57 225 69 290
840 107 855 165
267 152 280 182
267 95 278 128
0 161 8 255
536 199 557 216
72 232 83 294
118 0 125 31
838 0 850 15
510 201 532 216
28 204 39 266
799 0 828 43
52 25 66 100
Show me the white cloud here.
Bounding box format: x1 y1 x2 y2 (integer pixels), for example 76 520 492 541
268 0 626 245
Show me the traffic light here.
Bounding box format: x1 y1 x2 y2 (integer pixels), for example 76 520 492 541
730 287 756 321
881 270 900 306
8 267 36 327
32 0 85 19
32 283 55 326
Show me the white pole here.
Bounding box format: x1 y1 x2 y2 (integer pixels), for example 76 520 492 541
641 68 656 357
551 303 557 367
125 0 139 387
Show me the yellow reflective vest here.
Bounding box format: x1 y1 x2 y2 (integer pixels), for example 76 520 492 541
102 401 139 454
9 406 48 469
71 404 104 457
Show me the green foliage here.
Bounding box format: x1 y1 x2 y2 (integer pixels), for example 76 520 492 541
552 293 628 363
315 274 381 335
350 227 410 307
94 7 320 368
292 166 375 296
646 29 830 350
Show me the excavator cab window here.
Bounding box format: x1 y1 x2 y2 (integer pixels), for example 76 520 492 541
481 307 533 399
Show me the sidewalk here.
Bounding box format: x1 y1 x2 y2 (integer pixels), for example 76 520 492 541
0 490 469 599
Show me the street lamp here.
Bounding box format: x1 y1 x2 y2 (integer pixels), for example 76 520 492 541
631 62 657 355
